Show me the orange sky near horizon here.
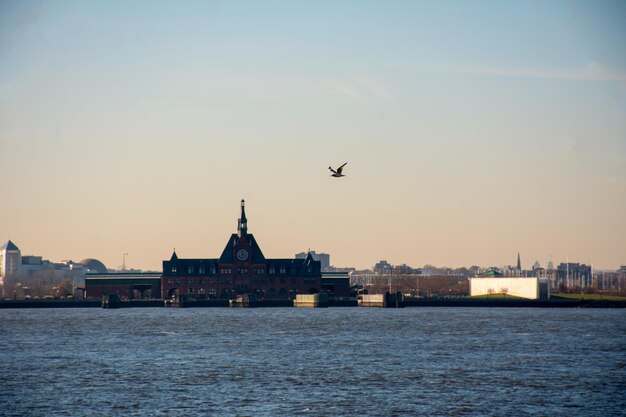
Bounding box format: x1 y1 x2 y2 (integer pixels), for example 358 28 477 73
1 1 624 271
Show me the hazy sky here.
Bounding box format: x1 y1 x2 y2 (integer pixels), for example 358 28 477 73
1 1 625 271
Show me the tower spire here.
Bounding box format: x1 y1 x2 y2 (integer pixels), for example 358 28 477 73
238 199 248 237
517 252 521 273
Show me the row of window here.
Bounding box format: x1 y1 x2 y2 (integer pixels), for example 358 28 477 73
170 266 218 274
167 277 235 285
170 265 315 275
185 287 292 296
167 276 317 285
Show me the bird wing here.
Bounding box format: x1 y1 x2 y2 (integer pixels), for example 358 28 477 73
336 162 347 174
328 167 337 174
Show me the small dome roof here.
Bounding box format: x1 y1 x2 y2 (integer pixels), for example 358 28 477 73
79 258 108 273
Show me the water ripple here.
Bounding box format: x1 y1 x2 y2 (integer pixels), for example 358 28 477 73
0 308 624 416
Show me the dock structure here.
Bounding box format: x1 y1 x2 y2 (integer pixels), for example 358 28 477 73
101 294 121 309
294 293 328 308
358 292 405 308
358 294 385 307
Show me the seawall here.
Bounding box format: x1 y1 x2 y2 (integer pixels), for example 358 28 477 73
1 298 624 309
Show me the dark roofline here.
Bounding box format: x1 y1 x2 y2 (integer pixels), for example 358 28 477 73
0 240 19 251
86 272 162 278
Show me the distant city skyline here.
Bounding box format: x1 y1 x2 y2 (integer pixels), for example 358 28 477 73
1 1 625 271
1 237 620 277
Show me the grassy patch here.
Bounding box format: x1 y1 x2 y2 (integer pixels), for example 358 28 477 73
550 293 626 301
466 293 526 300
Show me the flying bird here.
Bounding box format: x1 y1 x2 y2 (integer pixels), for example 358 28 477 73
328 162 348 177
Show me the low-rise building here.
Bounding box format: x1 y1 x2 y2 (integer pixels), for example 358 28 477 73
470 277 550 299
85 272 162 299
320 272 351 297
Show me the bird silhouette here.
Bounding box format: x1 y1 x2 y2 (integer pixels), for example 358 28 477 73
328 162 347 177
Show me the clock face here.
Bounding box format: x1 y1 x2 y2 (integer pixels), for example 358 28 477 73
236 249 249 261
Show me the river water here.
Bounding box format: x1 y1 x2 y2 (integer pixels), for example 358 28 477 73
0 307 624 417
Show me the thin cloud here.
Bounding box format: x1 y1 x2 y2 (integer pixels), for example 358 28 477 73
442 62 626 90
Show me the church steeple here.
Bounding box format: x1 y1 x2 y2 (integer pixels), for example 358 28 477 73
238 199 248 237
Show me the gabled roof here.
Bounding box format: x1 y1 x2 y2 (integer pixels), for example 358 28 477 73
0 240 19 251
218 233 266 263
247 234 266 262
218 234 238 263
303 252 315 266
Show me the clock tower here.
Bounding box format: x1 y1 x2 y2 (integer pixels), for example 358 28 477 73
162 199 321 300
235 199 251 268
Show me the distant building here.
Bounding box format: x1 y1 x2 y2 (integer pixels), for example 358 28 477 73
0 240 21 285
394 264 421 275
556 263 592 289
373 260 392 274
325 266 356 273
79 259 109 274
296 251 330 271
0 240 108 298
162 200 321 300
478 267 503 277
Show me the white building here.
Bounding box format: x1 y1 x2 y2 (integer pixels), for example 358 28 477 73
0 240 21 286
470 277 550 299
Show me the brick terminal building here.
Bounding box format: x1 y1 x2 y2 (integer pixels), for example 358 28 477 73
162 200 321 300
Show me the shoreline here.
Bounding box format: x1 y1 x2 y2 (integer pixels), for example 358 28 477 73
1 298 625 309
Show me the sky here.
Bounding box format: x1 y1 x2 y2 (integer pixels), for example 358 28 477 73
1 0 625 271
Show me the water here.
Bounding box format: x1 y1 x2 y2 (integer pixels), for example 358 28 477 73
0 307 624 417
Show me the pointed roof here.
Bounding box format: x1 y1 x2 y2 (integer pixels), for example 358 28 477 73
218 233 266 263
0 240 19 251
247 234 266 262
219 234 238 263
170 250 178 261
303 252 315 265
